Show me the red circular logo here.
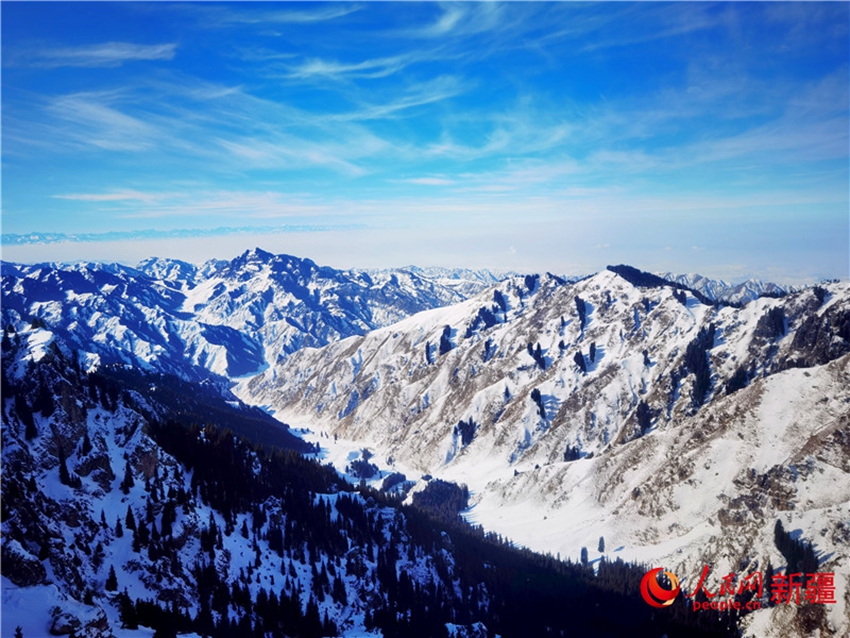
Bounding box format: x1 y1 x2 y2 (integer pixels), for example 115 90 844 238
640 567 681 608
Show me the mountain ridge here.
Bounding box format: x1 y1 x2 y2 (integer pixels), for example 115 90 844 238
241 267 850 637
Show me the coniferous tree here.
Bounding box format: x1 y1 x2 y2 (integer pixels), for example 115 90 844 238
92 542 105 571
115 517 124 538
530 388 545 419
598 536 605 553
636 401 652 435
439 325 452 355
105 565 118 591
725 365 748 395
125 506 136 531
564 445 580 462
575 296 587 331
573 351 586 374
16 394 37 440
81 430 93 456
120 460 134 494
58 446 72 486
32 383 55 417
117 590 138 629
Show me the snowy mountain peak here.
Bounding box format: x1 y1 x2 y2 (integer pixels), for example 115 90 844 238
136 256 198 285
658 270 791 304
1 250 500 380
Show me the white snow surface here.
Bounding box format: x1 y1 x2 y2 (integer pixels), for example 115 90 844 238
241 273 850 637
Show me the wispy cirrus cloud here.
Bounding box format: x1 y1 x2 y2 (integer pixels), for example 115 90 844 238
40 189 343 222
579 4 725 52
404 177 455 186
202 4 361 27
52 190 161 203
8 42 176 68
45 91 160 151
284 55 412 81
403 3 509 39
332 75 466 122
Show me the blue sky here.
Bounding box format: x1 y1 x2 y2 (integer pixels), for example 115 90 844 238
2 2 848 283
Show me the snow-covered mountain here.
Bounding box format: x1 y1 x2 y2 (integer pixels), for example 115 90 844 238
242 268 850 637
1 249 501 380
1 325 731 638
657 272 792 305
3 253 848 637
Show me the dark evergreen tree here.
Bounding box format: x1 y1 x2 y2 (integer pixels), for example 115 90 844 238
125 506 136 531
598 536 605 553
439 325 453 355
482 338 495 362
564 445 580 462
105 565 118 591
573 351 586 374
589 342 597 363
580 547 589 565
530 388 545 419
16 394 37 440
116 590 138 629
575 296 587 331
774 519 818 574
636 401 652 434
754 306 786 342
32 381 56 417
57 446 80 488
454 419 477 447
725 366 748 395
684 323 716 407
120 460 134 495
81 430 93 456
493 289 507 313
533 343 545 369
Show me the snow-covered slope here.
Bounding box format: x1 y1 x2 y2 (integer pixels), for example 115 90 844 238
244 271 848 469
3 326 724 638
242 271 850 637
1 249 501 380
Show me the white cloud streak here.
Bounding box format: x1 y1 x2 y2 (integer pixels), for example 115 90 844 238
204 4 361 27
52 190 160 203
12 42 176 68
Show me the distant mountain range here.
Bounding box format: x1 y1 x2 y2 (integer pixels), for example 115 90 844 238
1 248 502 380
657 271 792 305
